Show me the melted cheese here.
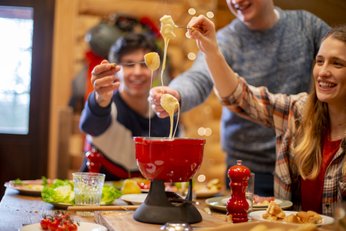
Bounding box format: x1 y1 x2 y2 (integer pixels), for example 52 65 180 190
160 93 180 139
159 15 181 139
160 15 177 40
144 52 161 137
145 15 181 139
144 52 160 72
159 15 177 87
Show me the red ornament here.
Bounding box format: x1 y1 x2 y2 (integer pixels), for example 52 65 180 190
86 149 102 173
226 160 251 223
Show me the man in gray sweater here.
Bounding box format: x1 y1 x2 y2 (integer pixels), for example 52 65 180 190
150 0 330 196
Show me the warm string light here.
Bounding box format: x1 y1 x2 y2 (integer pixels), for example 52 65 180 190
206 11 214 19
197 174 206 183
188 8 196 16
197 127 213 137
187 52 196 61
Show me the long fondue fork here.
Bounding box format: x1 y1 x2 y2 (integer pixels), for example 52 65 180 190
67 205 139 211
176 26 192 30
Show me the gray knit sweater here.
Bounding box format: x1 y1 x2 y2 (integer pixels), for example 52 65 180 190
169 8 330 173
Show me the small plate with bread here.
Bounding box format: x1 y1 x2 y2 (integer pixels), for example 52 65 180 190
249 201 334 225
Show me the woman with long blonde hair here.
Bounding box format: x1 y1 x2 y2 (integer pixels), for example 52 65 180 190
185 16 346 216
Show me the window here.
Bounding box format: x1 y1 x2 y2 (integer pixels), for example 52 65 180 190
0 6 33 134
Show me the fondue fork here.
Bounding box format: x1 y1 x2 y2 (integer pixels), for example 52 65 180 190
67 205 139 211
176 25 193 30
176 25 206 34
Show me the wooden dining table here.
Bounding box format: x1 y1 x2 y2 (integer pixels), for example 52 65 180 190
0 188 91 230
0 187 229 231
0 186 336 231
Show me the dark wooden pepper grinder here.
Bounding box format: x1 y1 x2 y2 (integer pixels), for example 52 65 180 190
226 160 251 223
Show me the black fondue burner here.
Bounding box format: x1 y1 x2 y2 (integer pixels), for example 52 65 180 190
133 179 202 224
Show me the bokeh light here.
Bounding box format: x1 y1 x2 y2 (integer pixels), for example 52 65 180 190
206 11 214 19
197 127 213 136
185 31 191 39
197 127 205 136
188 8 197 16
187 52 196 60
197 174 206 183
205 128 212 136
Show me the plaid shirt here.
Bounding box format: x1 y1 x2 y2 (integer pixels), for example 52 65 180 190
220 77 346 216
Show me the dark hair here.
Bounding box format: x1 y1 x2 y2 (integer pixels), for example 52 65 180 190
108 33 161 63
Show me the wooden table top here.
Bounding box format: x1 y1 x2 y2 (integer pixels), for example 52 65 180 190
0 188 94 231
0 187 227 231
0 187 336 231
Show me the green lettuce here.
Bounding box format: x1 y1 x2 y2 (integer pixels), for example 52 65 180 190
41 179 74 204
101 183 122 205
41 179 122 205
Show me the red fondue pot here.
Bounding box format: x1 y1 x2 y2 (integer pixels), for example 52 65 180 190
134 137 205 182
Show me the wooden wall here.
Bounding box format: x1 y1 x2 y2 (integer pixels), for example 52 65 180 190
274 0 346 27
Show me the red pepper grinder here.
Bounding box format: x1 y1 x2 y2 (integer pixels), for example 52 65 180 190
226 160 251 223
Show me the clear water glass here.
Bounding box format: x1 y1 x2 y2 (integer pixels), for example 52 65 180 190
72 172 105 206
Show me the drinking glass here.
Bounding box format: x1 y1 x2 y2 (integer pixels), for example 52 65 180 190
246 173 255 211
72 172 105 206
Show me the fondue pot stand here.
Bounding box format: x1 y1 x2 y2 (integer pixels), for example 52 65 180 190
133 137 206 224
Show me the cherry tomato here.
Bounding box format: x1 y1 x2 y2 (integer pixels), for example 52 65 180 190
48 218 60 231
57 223 68 231
67 223 78 231
41 211 78 231
58 213 70 221
40 218 50 230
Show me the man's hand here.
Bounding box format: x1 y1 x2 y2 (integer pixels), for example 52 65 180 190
149 86 181 118
91 60 121 107
187 15 218 55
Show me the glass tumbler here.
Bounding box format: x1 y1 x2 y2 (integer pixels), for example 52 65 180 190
72 172 105 206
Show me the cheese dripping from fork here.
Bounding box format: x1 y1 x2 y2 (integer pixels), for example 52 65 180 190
144 52 161 137
144 15 181 139
159 15 180 139
160 94 180 139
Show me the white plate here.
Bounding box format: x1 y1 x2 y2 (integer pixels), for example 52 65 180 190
197 221 303 231
253 198 283 208
220 197 283 208
4 179 51 196
194 185 221 198
20 222 107 231
205 196 293 212
120 193 147 205
249 210 334 225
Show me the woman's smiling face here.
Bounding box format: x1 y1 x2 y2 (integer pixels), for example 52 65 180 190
313 36 346 106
